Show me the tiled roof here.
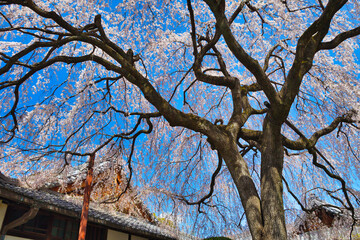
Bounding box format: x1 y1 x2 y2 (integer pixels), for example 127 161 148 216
293 194 360 229
307 194 342 215
0 178 176 240
33 161 113 189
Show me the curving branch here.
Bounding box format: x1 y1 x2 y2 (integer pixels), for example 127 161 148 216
101 117 154 204
204 0 281 106
263 44 281 72
283 111 357 150
319 26 360 50
307 111 356 146
307 149 356 231
176 151 223 210
191 23 237 87
281 0 348 110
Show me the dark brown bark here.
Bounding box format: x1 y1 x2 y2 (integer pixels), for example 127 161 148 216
0 1 358 240
78 153 95 240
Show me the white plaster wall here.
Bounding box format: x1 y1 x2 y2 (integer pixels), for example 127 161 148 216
4 236 32 240
132 235 148 240
107 229 129 240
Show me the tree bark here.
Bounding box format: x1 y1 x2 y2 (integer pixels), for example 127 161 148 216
213 118 288 240
216 135 264 240
260 116 287 240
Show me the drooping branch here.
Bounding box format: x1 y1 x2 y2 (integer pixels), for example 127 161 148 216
307 148 356 234
101 117 154 204
282 176 311 213
0 38 79 77
281 115 358 227
176 151 223 211
0 4 223 140
263 44 281 72
0 85 19 144
280 0 321 13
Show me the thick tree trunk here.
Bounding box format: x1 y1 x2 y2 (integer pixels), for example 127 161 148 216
260 117 287 240
216 117 287 240
217 137 264 240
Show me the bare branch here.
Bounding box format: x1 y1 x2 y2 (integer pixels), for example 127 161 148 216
308 149 356 224
283 111 356 150
281 0 348 112
319 26 360 50
176 151 223 206
204 0 281 106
